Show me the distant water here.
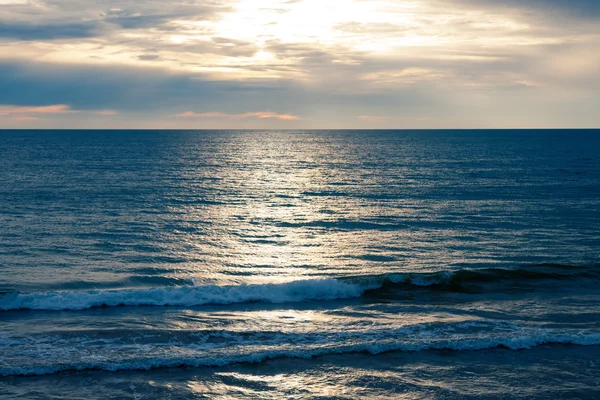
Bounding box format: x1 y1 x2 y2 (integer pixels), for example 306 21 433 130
1 130 599 398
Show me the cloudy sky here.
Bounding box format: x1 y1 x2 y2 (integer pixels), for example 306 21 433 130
0 0 598 128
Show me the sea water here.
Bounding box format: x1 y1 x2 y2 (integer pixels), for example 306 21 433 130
0 130 599 398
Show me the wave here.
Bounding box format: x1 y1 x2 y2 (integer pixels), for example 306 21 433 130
301 191 401 200
1 265 597 312
2 330 599 377
276 219 404 230
0 278 366 311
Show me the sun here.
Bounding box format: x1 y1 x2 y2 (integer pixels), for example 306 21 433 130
211 0 425 48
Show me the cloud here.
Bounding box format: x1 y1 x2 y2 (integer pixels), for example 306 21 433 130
0 0 232 43
451 0 600 19
0 59 300 117
0 0 598 128
0 53 597 129
100 2 230 29
0 104 75 115
175 111 227 118
0 104 118 119
137 54 161 61
358 115 389 122
0 23 101 40
239 112 300 120
175 111 300 120
94 109 118 115
12 116 41 121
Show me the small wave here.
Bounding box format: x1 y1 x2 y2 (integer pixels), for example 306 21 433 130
1 265 597 312
2 331 599 377
524 262 599 270
301 191 400 200
340 264 599 292
125 275 196 287
277 219 403 231
352 254 398 262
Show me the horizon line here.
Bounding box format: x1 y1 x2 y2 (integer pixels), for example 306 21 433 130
1 128 599 131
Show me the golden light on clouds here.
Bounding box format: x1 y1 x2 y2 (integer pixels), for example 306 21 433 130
0 104 75 115
0 0 598 128
0 104 118 121
176 111 300 120
0 0 565 80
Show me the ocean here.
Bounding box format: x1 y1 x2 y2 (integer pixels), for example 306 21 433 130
0 129 599 399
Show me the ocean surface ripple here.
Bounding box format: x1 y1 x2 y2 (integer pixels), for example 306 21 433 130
1 130 599 398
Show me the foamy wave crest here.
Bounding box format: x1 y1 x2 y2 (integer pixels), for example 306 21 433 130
2 265 596 311
0 278 368 311
2 330 600 377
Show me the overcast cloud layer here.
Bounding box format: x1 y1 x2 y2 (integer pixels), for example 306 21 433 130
0 0 598 128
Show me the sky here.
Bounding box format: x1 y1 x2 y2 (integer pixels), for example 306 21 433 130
0 0 598 129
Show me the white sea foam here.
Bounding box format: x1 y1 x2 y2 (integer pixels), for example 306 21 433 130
1 266 593 311
0 278 369 311
2 329 599 377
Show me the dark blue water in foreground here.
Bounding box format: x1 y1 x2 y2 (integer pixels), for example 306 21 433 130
1 130 599 398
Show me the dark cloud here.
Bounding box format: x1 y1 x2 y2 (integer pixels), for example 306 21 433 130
136 54 161 61
0 58 436 120
0 22 101 40
104 15 174 30
0 0 231 41
0 60 290 113
211 37 254 46
453 0 600 18
0 57 597 128
100 5 226 30
518 0 600 16
0 0 597 128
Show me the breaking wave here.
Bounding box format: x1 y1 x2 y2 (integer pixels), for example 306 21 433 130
2 327 599 377
1 264 597 312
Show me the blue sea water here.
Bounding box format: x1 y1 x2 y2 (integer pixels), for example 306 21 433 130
0 129 599 398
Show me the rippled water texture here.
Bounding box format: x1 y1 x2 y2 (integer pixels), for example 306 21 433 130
0 130 599 398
